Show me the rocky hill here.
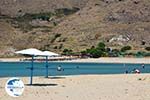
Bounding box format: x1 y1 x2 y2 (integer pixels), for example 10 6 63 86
0 0 150 57
0 0 89 16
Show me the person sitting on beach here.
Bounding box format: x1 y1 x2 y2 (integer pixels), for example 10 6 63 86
135 69 140 74
131 68 140 74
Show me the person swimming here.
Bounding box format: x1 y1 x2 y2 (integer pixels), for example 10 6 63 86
57 65 64 71
57 65 62 71
76 66 79 69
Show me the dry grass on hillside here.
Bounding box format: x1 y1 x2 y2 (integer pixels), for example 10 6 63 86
0 0 150 56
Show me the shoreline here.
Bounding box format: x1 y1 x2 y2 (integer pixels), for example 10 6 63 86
0 73 149 78
60 57 150 64
0 57 149 64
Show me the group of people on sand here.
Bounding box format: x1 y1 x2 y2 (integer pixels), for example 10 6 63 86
125 63 145 74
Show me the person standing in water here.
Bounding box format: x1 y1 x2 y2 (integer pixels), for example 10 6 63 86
124 63 128 74
125 70 128 74
142 63 145 69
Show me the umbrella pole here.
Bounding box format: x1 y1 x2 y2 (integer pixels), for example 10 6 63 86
30 56 34 85
45 56 48 78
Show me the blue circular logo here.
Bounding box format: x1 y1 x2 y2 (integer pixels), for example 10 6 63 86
5 77 24 97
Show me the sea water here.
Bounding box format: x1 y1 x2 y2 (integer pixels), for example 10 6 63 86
0 62 149 77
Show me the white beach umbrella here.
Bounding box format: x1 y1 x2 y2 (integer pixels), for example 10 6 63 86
42 51 59 57
15 48 43 56
42 51 59 78
15 48 43 85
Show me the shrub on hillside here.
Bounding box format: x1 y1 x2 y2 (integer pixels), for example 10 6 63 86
145 47 150 51
55 7 80 16
62 48 73 55
97 42 105 51
121 46 132 52
80 42 108 58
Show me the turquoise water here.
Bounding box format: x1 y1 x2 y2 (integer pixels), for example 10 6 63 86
0 62 149 77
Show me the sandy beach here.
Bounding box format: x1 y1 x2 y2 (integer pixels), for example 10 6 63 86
62 57 150 64
0 74 150 100
0 57 150 64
